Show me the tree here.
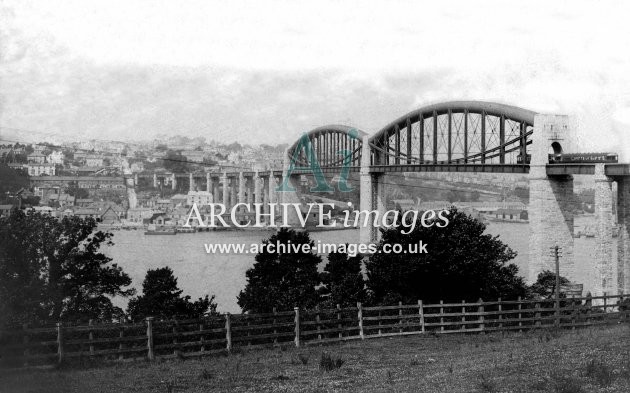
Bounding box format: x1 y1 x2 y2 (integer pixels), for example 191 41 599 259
319 250 366 308
66 183 90 199
237 228 322 313
0 163 30 198
529 270 571 299
365 208 527 304
127 267 217 321
0 210 134 326
163 150 190 173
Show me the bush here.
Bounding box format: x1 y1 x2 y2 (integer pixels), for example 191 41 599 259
583 357 614 386
319 352 344 372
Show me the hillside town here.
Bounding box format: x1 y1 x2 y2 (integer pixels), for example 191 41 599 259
0 136 603 233
0 136 285 227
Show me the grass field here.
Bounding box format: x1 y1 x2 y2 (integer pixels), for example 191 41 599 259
2 324 630 393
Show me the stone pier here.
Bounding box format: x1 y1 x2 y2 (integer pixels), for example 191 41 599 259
278 151 302 226
221 173 229 208
359 138 385 244
189 173 194 191
230 176 237 209
528 114 576 283
238 172 246 204
594 164 615 296
618 177 630 294
171 173 177 190
212 177 220 204
254 172 262 205
246 176 253 205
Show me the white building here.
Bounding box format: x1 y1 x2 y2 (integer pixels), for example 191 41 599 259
27 163 56 176
27 153 47 164
47 150 64 165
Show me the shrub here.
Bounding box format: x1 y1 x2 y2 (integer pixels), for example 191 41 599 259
199 369 213 380
298 353 309 365
583 357 614 386
319 352 344 372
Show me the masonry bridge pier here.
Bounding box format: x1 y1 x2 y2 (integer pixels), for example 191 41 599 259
121 101 630 297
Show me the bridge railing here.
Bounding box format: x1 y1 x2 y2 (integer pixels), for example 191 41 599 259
1 293 627 368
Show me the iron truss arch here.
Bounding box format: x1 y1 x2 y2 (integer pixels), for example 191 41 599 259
286 124 368 172
368 101 537 168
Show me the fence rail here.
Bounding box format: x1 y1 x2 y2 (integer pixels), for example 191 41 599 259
1 293 628 367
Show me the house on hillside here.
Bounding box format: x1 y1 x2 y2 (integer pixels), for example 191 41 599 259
76 198 94 207
26 163 56 176
27 153 46 164
100 206 122 224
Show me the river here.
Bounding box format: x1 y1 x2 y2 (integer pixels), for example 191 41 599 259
104 216 615 313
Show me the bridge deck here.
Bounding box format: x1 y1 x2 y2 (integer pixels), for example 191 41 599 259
546 163 630 177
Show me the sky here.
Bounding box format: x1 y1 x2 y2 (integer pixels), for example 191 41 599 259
1 0 630 158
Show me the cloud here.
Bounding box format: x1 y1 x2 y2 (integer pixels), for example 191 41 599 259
1 0 630 153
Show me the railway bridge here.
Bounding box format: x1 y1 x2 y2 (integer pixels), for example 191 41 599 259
108 101 630 297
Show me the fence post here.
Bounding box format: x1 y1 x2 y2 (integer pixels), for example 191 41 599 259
498 297 503 332
440 300 445 333
535 302 541 327
22 323 29 367
316 306 322 341
225 313 232 352
119 317 124 360
603 292 608 315
517 297 522 333
172 319 178 355
461 300 466 331
418 300 425 333
273 307 278 345
478 298 485 333
357 302 364 339
146 317 154 361
555 295 561 327
571 298 577 330
294 307 300 347
88 319 95 357
399 301 403 333
337 304 342 339
56 322 64 364
199 319 205 353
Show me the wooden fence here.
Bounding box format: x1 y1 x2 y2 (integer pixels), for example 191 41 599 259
1 293 628 368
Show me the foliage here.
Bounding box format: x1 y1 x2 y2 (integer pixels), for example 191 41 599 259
127 266 217 320
237 228 322 313
66 182 91 199
0 210 133 326
0 163 29 198
529 270 571 299
365 208 527 304
319 249 366 307
162 150 191 173
319 352 344 371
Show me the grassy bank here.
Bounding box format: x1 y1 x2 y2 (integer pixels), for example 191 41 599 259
2 324 630 393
